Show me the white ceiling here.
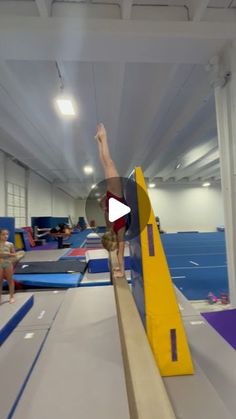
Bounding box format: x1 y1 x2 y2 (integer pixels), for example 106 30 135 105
0 0 235 198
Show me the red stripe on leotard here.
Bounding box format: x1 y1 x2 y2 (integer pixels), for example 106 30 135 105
105 191 127 233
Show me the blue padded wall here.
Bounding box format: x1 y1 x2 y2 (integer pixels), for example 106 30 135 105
31 217 69 229
0 217 15 244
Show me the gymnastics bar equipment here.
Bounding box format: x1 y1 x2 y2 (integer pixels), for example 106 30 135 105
33 226 50 242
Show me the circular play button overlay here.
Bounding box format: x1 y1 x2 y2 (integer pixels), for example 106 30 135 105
85 176 151 242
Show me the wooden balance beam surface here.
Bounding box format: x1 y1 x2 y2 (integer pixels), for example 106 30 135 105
110 251 176 419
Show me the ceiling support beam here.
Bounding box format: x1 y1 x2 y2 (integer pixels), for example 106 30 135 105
127 63 192 174
0 17 236 63
121 0 133 20
35 0 52 17
142 67 213 178
0 60 67 181
189 162 220 181
188 0 210 22
175 149 220 181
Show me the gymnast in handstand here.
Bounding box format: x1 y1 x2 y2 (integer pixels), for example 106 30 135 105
95 123 129 278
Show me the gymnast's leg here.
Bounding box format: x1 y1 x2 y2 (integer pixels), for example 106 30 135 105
95 123 123 198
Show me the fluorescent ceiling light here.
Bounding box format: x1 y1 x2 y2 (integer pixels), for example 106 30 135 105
83 166 94 175
55 98 76 116
202 182 211 187
91 184 96 189
176 163 181 169
95 193 100 197
148 183 156 188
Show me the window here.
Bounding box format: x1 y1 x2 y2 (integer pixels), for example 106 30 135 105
7 182 26 228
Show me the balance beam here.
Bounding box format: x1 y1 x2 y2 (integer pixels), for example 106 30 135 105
110 251 176 419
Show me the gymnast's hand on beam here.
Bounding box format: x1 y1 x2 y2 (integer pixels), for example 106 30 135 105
113 266 125 278
113 270 124 278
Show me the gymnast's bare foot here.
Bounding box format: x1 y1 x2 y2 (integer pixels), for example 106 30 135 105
95 123 107 143
9 297 15 304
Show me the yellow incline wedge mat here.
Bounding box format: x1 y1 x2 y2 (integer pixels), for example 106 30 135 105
15 232 24 250
135 166 194 376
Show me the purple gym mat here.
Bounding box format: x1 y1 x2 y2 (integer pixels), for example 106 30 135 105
32 242 57 251
202 309 236 350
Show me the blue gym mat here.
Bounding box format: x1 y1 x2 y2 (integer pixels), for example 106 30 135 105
88 256 131 273
166 253 226 268
68 229 92 248
162 244 226 256
161 232 225 244
14 273 83 288
171 282 228 300
60 255 86 261
15 260 87 274
159 232 229 300
170 266 228 300
0 294 34 345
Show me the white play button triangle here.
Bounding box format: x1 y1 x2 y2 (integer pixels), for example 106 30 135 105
108 198 131 223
